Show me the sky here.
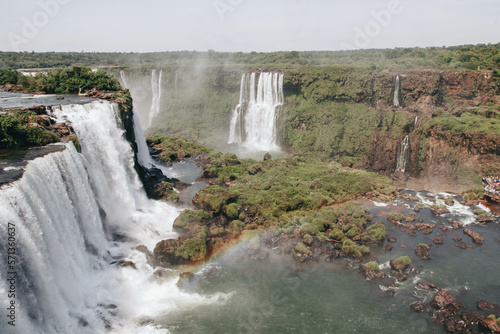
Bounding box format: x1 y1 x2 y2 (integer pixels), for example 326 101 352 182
0 0 499 53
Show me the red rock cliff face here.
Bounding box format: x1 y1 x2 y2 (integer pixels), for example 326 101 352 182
362 70 499 191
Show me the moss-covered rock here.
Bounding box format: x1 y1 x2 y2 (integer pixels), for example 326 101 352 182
192 185 233 214
153 225 208 266
224 203 239 220
341 239 362 258
361 223 386 244
173 209 211 230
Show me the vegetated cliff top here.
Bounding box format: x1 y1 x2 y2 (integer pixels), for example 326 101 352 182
1 43 500 73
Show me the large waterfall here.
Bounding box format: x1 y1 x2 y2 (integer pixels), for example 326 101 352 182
395 135 409 173
149 69 163 128
228 72 284 151
0 101 226 333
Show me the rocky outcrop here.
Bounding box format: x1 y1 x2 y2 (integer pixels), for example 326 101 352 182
477 300 499 311
359 263 386 280
415 244 431 260
153 225 208 266
464 228 485 244
479 318 500 333
431 289 463 310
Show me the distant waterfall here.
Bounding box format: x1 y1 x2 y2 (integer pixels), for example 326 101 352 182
228 72 284 151
0 101 182 333
119 70 128 88
393 75 401 108
149 69 162 128
395 135 409 173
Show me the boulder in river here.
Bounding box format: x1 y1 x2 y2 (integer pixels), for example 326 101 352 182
464 228 484 244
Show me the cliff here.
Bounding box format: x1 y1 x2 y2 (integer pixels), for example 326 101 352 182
283 68 499 191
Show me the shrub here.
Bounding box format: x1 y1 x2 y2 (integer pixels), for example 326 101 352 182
312 218 329 232
173 209 211 229
361 223 386 243
366 261 380 272
295 242 310 254
303 234 314 245
387 212 404 222
39 66 121 94
462 188 483 202
346 226 360 238
299 222 319 236
229 220 245 234
342 239 362 258
418 243 429 249
405 212 419 222
329 228 345 242
224 203 239 220
396 256 411 267
414 203 425 211
0 68 20 85
0 110 60 148
358 245 370 255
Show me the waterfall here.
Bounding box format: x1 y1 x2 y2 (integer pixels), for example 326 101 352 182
119 70 128 89
149 69 162 128
228 72 284 151
393 75 401 108
0 101 190 333
415 116 418 125
395 135 409 173
133 111 153 168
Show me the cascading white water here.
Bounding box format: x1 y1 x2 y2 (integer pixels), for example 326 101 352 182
133 111 154 168
120 70 129 89
149 69 162 128
228 72 284 151
0 101 229 334
393 75 401 108
395 135 409 173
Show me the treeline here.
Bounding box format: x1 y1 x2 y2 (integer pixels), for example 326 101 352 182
1 43 500 72
0 66 121 94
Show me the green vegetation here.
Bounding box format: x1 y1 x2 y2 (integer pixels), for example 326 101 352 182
195 154 392 226
173 210 211 230
362 223 386 244
413 203 425 211
365 261 380 272
0 68 20 85
295 242 310 254
462 188 484 202
0 110 59 148
148 135 211 162
387 212 404 222
396 256 412 267
2 43 500 71
423 111 500 137
418 243 430 249
0 66 120 94
282 66 413 161
174 226 208 262
155 136 395 265
68 134 81 152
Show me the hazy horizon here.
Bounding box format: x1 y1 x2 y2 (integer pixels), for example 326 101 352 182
0 0 499 53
